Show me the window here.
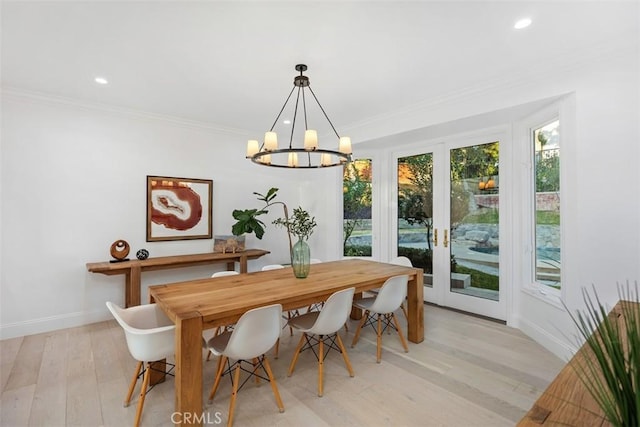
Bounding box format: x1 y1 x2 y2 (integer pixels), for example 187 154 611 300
343 159 372 256
397 153 433 281
533 120 561 289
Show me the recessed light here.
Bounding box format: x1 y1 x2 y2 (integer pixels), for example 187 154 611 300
283 119 291 125
514 18 532 30
94 76 108 85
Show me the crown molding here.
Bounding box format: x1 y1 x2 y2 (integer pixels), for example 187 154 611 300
344 39 637 137
0 86 252 136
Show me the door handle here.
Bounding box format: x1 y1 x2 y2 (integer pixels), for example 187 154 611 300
434 228 438 247
444 229 449 248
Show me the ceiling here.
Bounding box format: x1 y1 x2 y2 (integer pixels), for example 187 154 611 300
2 1 638 137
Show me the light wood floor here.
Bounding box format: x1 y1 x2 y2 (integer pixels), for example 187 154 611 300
1 304 564 426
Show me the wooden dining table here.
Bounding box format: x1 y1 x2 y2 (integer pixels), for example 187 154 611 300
148 258 424 426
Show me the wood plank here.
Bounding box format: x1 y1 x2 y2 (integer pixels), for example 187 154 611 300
3 334 46 391
27 331 68 426
65 326 102 426
0 384 35 426
0 336 23 392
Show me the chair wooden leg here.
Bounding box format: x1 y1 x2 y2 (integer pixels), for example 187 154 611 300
351 310 368 347
226 363 241 427
287 334 306 377
124 361 142 407
208 355 227 403
376 314 383 363
391 313 409 353
400 302 408 321
335 334 354 377
262 356 285 413
274 337 280 359
133 362 151 427
318 337 324 397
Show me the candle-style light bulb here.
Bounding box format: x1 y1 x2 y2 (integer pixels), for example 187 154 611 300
339 136 352 154
321 153 332 166
264 132 278 151
246 140 259 158
288 152 298 167
304 130 318 151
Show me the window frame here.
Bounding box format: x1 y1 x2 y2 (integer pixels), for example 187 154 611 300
341 152 378 259
517 105 565 308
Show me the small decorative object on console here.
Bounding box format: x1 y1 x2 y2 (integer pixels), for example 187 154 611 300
213 235 246 253
136 249 150 260
110 240 130 263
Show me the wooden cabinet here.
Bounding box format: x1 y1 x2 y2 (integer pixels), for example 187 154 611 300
518 301 637 426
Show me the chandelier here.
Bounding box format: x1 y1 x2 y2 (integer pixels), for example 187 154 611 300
246 64 353 168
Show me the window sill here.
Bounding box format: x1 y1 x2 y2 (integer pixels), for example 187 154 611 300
522 283 564 310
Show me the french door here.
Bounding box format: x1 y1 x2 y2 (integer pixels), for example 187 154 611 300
396 135 506 320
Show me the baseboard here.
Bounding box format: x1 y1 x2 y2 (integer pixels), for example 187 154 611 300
0 309 112 340
515 315 575 361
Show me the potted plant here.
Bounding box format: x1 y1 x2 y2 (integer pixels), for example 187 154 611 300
565 282 639 427
273 207 317 278
230 187 293 252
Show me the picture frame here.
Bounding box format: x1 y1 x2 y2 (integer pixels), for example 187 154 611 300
146 175 213 242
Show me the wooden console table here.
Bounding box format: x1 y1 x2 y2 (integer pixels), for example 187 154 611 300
87 249 269 307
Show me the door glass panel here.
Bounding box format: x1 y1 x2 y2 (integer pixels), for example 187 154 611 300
534 120 561 288
343 159 372 256
449 142 499 300
397 153 433 287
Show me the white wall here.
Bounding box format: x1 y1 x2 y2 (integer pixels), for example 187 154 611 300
0 92 335 339
351 44 639 359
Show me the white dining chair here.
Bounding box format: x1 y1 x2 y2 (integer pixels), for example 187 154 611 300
204 270 241 360
351 275 410 363
106 302 175 427
262 264 298 338
287 287 355 397
206 303 285 427
390 255 412 320
211 270 240 278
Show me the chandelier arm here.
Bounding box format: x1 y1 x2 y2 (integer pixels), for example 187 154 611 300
269 86 297 131
302 86 308 130
289 86 303 149
307 86 341 139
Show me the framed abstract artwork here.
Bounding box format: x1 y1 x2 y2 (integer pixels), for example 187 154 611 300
146 175 213 242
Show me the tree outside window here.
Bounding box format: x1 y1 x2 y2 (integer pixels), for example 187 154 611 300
343 159 372 256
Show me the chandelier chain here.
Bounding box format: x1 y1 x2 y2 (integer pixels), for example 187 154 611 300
269 85 296 132
308 86 340 139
